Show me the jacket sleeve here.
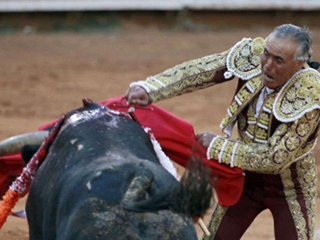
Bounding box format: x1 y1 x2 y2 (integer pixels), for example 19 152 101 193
130 50 231 103
206 109 320 174
130 37 265 103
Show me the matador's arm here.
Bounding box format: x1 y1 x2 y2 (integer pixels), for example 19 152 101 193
207 109 320 174
130 37 265 103
130 50 230 103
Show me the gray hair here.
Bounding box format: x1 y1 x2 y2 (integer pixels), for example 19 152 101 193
270 24 312 61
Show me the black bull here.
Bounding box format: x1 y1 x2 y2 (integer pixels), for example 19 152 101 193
26 100 212 240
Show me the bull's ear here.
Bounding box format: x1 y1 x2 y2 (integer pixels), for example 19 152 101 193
121 163 154 211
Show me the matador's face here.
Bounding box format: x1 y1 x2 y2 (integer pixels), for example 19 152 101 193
260 35 304 89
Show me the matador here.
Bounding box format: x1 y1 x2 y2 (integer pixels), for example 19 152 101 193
125 24 320 240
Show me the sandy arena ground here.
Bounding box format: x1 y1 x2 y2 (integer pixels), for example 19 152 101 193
0 25 320 240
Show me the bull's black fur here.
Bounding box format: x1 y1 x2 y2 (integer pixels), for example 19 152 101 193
122 157 213 220
26 101 212 240
21 145 41 164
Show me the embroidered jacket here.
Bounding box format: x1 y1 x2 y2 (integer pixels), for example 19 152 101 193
131 37 320 238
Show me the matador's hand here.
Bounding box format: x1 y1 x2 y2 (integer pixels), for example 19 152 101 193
125 86 150 106
196 132 217 149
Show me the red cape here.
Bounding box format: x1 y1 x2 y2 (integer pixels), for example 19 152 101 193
1 97 244 206
100 97 244 206
0 153 23 198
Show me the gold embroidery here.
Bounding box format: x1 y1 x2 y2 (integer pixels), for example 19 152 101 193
202 204 228 240
296 139 317 160
281 168 308 240
260 112 270 125
226 38 263 80
264 94 275 110
238 113 246 131
269 135 281 146
220 76 263 131
285 136 301 152
247 103 256 123
285 154 317 239
305 111 318 121
247 76 263 90
256 127 268 140
221 141 234 161
296 122 311 137
211 138 225 159
238 129 253 144
273 149 289 164
237 88 251 103
274 69 320 122
276 124 288 135
252 37 266 56
230 101 240 115
210 109 320 174
147 51 229 102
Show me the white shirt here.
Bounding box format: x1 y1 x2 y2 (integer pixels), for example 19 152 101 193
255 86 275 118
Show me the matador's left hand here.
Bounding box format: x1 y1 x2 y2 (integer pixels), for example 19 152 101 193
195 132 217 149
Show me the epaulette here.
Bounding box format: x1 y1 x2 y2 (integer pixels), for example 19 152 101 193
273 67 320 122
224 37 265 80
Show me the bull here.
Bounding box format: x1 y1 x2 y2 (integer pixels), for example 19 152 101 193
1 99 212 240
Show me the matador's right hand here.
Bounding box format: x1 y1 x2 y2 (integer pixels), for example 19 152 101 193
125 86 150 106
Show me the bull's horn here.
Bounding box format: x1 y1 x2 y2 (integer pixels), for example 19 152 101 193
0 131 49 157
